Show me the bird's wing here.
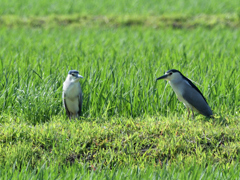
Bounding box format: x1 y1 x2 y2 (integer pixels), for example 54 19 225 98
182 87 212 117
63 92 71 118
78 90 83 116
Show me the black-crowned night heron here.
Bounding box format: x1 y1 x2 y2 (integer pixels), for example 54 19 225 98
63 70 83 120
156 69 213 118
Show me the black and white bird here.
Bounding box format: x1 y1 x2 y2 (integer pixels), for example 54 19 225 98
63 70 83 120
156 69 213 118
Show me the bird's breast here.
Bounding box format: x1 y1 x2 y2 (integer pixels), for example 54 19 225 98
169 82 184 101
63 82 81 100
169 81 194 109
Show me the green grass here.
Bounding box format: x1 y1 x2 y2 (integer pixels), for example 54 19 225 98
1 0 240 16
1 115 240 179
1 116 240 171
1 162 240 179
1 14 239 29
0 27 239 123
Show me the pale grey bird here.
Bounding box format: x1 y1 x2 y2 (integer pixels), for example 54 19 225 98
63 70 83 120
156 69 213 118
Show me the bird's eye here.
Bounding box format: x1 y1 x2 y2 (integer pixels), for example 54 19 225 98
169 72 172 75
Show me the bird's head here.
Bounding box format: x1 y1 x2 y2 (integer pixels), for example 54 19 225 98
156 69 183 83
68 70 83 82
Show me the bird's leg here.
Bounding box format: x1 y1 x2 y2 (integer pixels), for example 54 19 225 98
187 108 190 119
191 109 194 119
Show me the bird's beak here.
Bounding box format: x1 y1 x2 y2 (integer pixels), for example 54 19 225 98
156 74 168 81
77 74 84 79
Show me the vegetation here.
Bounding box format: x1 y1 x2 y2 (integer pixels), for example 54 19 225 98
0 0 240 178
0 27 239 122
1 116 240 167
1 14 239 29
1 0 240 16
1 162 240 179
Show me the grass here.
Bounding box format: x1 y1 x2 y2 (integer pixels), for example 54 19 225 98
0 27 239 123
1 162 240 179
0 14 239 29
1 0 240 16
1 116 240 171
0 0 240 178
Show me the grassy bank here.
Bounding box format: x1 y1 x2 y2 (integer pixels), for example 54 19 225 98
0 14 239 28
1 116 240 168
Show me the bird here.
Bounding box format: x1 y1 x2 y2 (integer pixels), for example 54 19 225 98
156 69 213 118
63 70 83 120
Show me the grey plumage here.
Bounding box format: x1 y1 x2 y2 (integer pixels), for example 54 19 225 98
63 70 83 120
156 69 212 118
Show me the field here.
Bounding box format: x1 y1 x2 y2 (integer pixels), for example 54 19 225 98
0 0 240 179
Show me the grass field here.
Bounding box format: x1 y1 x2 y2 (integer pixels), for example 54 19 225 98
0 0 240 178
2 162 240 179
1 0 240 16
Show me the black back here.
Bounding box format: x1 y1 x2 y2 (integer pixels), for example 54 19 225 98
167 69 208 103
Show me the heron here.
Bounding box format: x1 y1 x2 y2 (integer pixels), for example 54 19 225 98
63 70 83 120
156 69 213 118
